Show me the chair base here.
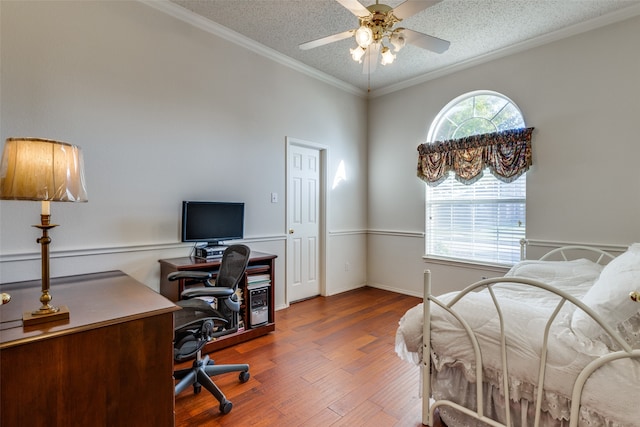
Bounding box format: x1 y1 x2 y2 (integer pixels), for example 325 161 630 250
174 354 250 414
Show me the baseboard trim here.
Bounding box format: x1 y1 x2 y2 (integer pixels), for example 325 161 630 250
366 282 423 298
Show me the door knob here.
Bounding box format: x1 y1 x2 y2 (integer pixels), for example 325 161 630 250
289 229 295 234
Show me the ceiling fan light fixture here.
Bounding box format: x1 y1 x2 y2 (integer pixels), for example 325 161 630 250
380 46 395 65
299 1 450 75
350 46 366 63
355 25 373 48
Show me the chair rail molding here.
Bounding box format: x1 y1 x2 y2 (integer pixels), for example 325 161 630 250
367 229 425 238
523 239 628 254
0 234 288 263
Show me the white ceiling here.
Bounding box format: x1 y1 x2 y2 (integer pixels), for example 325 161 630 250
158 0 640 95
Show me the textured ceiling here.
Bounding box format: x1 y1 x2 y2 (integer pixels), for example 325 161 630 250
164 0 640 94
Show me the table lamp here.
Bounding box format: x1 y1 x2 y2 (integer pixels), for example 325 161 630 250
0 137 88 326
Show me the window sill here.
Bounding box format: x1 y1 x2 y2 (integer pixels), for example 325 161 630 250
422 255 511 274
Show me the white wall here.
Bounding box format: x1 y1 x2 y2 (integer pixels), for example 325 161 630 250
0 0 369 309
368 15 640 296
3 2 638 304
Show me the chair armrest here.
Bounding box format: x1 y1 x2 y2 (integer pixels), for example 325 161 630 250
168 271 213 282
181 287 235 299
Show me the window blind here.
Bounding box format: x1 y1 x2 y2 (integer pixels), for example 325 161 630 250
426 172 526 264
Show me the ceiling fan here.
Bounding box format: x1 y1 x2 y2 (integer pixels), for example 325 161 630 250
299 0 450 74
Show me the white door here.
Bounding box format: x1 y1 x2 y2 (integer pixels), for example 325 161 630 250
287 143 321 302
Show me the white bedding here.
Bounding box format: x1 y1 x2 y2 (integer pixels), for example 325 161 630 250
396 258 640 426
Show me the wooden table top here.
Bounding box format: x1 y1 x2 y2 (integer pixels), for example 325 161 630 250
0 270 179 349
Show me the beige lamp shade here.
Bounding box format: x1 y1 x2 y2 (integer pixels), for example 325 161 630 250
0 138 88 202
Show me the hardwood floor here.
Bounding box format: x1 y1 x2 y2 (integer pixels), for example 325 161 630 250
174 286 445 426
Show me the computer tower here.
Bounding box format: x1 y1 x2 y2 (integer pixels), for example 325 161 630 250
248 285 269 328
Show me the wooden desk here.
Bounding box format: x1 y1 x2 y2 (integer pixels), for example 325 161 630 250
0 271 179 427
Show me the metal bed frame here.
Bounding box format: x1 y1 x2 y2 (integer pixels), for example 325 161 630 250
421 246 640 426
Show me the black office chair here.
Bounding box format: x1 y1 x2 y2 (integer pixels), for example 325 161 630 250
169 244 251 414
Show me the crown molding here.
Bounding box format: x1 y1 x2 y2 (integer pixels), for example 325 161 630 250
139 0 367 98
141 1 640 99
370 3 640 98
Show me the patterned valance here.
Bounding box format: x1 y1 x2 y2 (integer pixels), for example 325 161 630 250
417 127 534 187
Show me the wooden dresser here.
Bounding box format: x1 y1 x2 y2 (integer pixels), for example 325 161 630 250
0 271 179 427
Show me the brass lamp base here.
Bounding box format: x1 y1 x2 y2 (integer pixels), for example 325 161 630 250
23 305 70 327
21 213 71 327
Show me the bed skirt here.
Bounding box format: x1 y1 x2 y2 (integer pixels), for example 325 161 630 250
431 361 626 427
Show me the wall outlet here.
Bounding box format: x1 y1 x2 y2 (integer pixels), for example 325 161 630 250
271 192 278 203
345 262 351 271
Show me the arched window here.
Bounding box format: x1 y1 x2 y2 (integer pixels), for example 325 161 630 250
424 91 527 265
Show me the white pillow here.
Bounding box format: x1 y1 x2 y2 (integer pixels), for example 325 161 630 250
571 243 640 349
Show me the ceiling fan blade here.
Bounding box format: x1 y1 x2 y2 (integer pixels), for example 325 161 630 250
362 42 380 74
403 28 450 53
392 0 442 20
336 0 371 18
299 29 355 50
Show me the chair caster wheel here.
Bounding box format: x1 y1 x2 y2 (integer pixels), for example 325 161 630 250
193 384 201 395
219 400 233 414
239 371 250 383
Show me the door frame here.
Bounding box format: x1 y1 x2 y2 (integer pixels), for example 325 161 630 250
285 136 328 305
